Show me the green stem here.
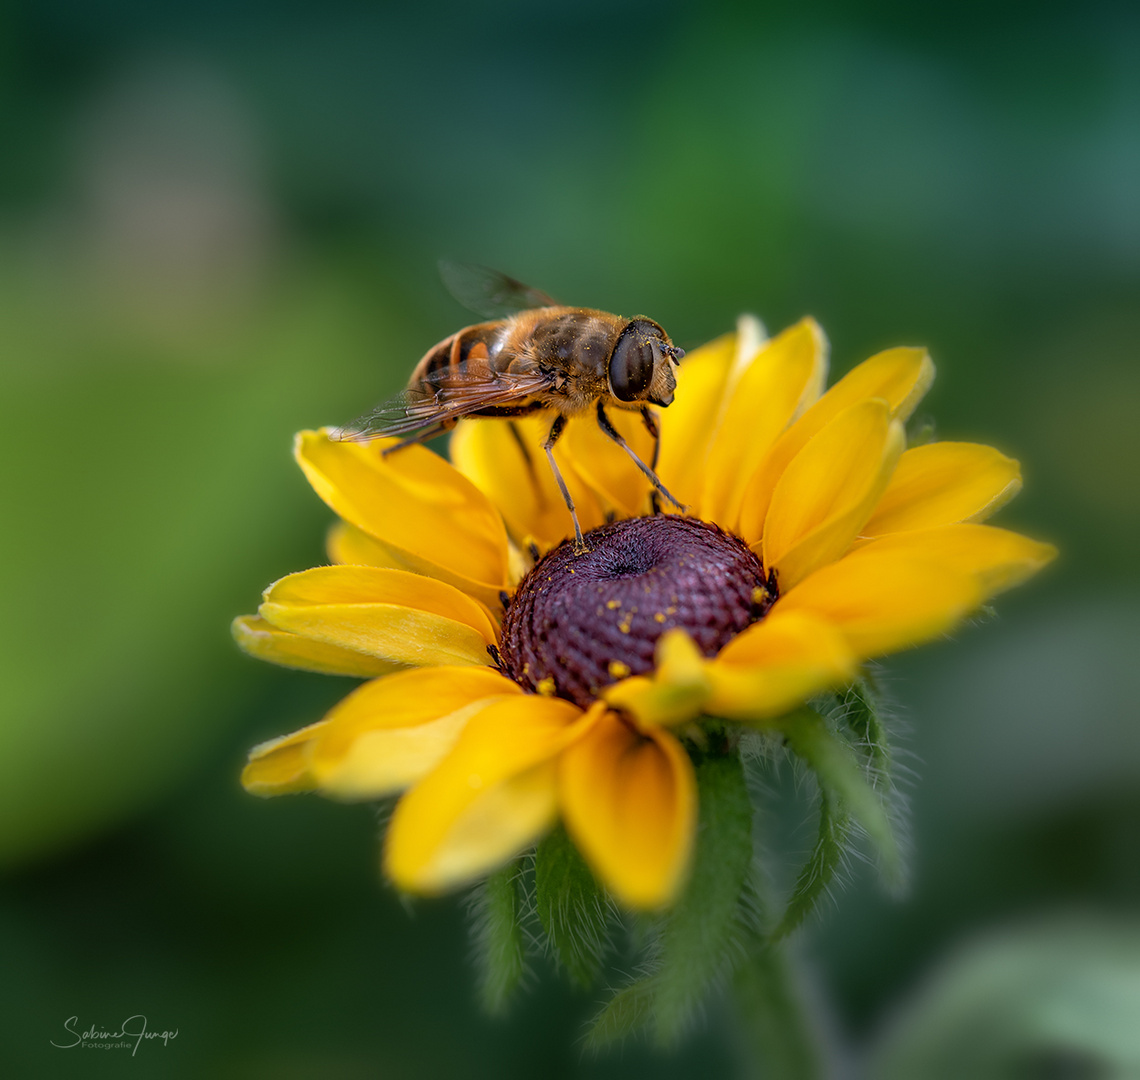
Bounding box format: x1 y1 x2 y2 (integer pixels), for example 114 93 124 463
732 942 827 1080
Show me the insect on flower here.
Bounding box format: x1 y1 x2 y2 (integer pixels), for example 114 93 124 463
332 262 686 552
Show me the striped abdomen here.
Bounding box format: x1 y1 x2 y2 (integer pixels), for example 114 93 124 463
408 307 624 392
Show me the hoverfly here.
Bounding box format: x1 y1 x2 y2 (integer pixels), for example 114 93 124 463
334 262 685 552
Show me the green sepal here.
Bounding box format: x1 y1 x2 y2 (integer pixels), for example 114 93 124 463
653 749 756 1042
767 677 894 937
582 975 659 1052
773 789 851 940
906 413 937 447
534 824 611 988
467 859 526 1016
779 707 901 885
584 748 756 1048
840 678 891 782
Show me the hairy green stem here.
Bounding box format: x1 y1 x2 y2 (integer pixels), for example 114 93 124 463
732 942 827 1080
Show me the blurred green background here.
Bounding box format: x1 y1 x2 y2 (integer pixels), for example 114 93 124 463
2 1 1138 1076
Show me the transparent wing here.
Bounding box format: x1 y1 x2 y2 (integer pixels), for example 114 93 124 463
333 366 554 440
438 260 558 319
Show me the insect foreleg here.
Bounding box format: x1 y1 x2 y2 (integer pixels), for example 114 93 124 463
543 414 588 554
639 406 662 469
639 406 662 514
597 401 685 512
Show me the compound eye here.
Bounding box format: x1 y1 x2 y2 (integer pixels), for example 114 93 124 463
609 326 656 401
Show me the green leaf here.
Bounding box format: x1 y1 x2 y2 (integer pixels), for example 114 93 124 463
867 917 1140 1080
584 976 659 1051
780 709 900 883
534 824 611 988
774 789 851 939
467 861 525 1016
654 750 755 1043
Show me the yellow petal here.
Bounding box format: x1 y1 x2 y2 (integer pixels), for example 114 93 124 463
383 695 587 894
295 429 509 599
861 442 1023 537
701 318 828 529
242 719 330 796
559 710 696 910
450 416 606 551
775 545 982 659
231 614 402 678
327 522 512 618
564 407 655 519
827 345 935 424
654 330 737 510
705 611 856 723
726 313 769 382
259 565 498 668
762 400 905 589
309 667 522 798
327 529 505 609
602 629 711 728
855 525 1057 599
326 522 406 567
739 346 935 541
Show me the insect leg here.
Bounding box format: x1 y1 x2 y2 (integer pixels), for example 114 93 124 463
640 406 662 514
639 406 662 470
543 414 588 554
379 421 456 457
597 401 685 511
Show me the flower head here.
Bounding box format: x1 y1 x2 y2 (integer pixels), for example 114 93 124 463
236 316 1054 911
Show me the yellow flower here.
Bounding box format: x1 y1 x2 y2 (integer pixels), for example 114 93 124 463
236 316 1055 910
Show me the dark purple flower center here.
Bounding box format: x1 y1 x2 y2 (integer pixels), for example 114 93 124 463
498 516 775 708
